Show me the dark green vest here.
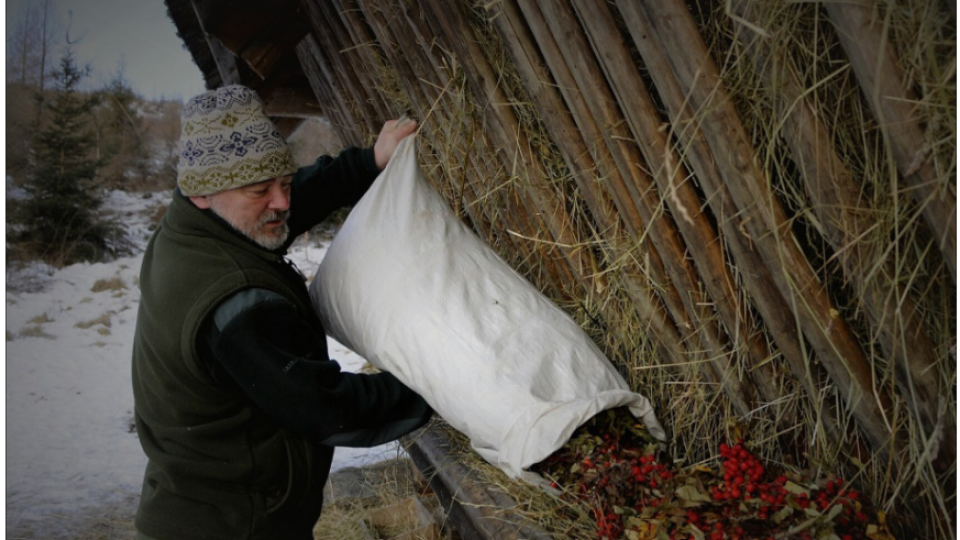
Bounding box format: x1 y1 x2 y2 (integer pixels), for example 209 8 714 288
132 191 331 540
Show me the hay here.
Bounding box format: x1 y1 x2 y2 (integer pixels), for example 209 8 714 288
705 1 956 536
314 458 446 540
313 500 371 540
296 0 955 537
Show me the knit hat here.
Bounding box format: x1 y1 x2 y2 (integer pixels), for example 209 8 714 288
177 85 297 196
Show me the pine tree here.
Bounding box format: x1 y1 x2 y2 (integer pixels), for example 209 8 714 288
95 66 151 189
15 47 113 264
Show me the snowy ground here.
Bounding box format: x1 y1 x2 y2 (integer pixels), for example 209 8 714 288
5 189 403 539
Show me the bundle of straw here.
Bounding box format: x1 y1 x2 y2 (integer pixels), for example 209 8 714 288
294 0 955 537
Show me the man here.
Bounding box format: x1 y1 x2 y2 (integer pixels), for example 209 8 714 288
131 85 430 540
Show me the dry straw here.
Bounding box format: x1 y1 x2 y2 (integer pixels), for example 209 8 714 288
303 0 954 538
706 1 955 537
313 457 442 540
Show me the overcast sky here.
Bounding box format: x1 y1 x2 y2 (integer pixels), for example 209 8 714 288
6 0 207 101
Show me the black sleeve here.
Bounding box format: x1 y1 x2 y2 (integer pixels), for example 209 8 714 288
201 288 432 447
286 146 380 237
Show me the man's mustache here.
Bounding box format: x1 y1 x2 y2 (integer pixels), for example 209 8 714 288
260 210 290 224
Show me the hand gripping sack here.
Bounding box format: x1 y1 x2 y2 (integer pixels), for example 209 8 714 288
310 135 665 479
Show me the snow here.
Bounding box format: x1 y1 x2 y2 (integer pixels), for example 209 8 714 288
5 189 403 538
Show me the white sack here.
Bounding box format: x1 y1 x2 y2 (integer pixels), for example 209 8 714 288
310 135 665 478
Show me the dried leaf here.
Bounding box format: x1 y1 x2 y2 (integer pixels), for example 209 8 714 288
866 512 898 540
675 484 711 506
773 505 794 524
687 465 714 475
686 524 706 540
866 525 898 540
823 502 844 522
626 517 659 540
803 507 822 518
784 481 811 496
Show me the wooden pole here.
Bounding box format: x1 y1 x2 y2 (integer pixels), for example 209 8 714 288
617 0 896 453
486 0 692 371
354 0 572 299
826 2 956 285
506 0 731 394
294 36 362 145
417 0 616 305
568 0 793 417
731 0 953 471
324 0 396 121
521 0 756 415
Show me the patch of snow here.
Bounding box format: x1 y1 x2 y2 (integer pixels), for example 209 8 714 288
6 260 59 295
7 174 29 200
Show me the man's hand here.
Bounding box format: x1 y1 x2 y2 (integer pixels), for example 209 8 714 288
373 116 418 170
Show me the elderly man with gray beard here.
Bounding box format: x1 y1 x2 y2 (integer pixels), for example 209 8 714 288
131 85 430 540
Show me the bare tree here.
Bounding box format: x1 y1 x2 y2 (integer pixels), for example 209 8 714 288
6 0 59 90
37 0 54 93
7 5 41 86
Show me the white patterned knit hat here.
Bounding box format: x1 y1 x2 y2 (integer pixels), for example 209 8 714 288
177 85 297 196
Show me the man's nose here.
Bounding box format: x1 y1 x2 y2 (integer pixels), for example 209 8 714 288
267 184 290 211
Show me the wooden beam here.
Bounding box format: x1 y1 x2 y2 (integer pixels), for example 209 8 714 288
731 0 953 472
487 0 692 378
617 0 896 454
198 0 287 55
518 0 756 413
296 34 366 146
189 1 240 86
827 2 957 284
195 0 308 81
262 82 323 118
236 10 309 80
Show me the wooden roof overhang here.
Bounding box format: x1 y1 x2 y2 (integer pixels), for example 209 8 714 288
164 0 320 136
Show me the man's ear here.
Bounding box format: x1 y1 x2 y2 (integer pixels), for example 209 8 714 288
189 195 212 209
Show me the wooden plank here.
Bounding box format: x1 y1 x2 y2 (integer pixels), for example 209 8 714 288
731 0 953 471
505 0 691 338
300 0 382 139
353 0 569 298
607 1 847 448
569 0 787 413
617 0 895 453
295 35 364 145
417 0 609 303
313 0 390 136
505 0 724 390
826 2 956 284
406 426 555 540
261 79 323 118
523 0 755 414
486 0 691 371
327 0 396 119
